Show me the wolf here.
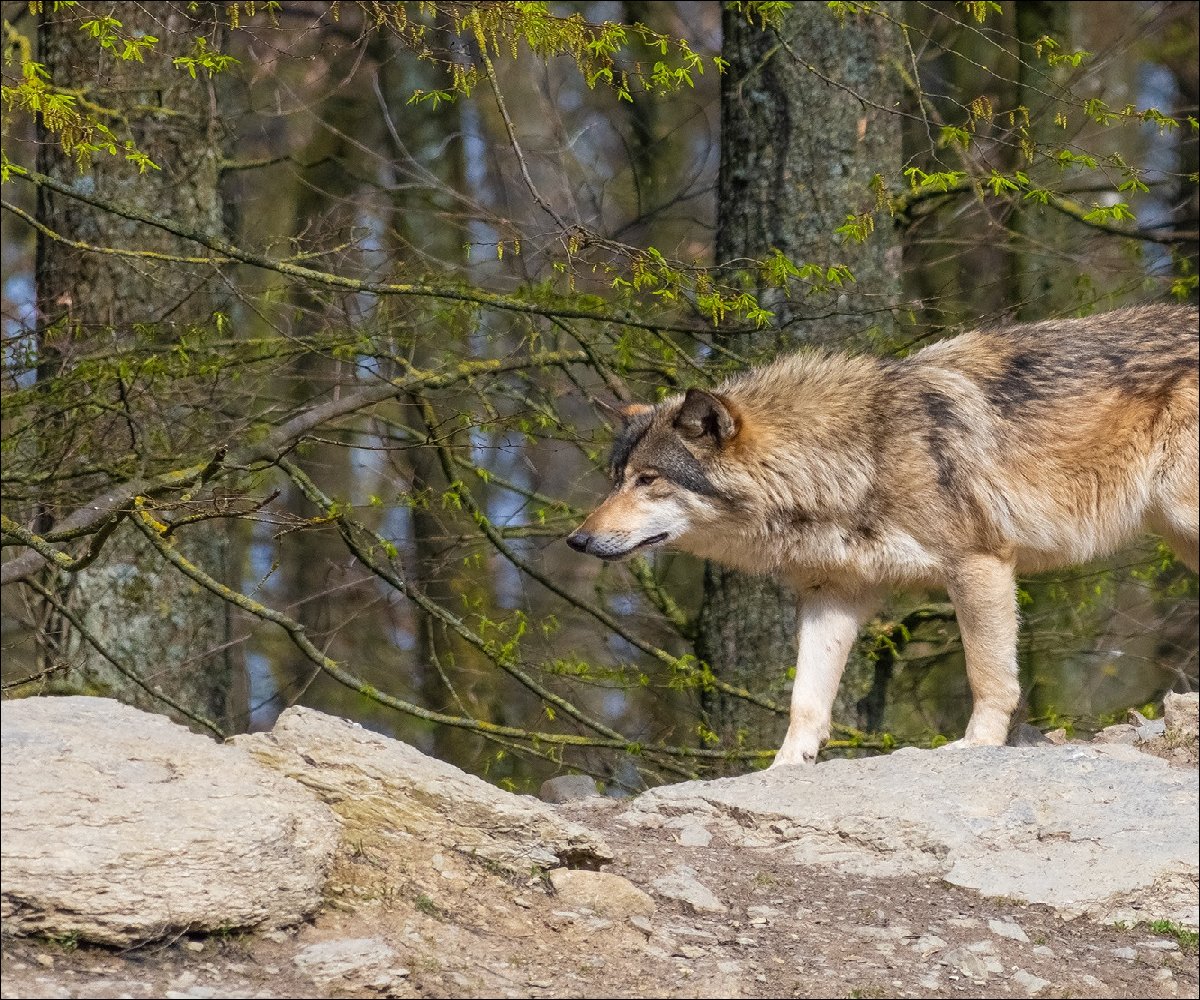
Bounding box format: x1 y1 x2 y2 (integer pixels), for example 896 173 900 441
567 304 1199 765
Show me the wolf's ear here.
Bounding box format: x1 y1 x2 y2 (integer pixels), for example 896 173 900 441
675 388 738 445
596 399 653 426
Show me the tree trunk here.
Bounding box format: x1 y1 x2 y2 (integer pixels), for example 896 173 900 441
35 2 235 729
1013 0 1076 319
1007 0 1077 727
698 1 901 754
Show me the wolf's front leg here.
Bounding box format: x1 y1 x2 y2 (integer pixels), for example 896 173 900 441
946 554 1020 746
772 588 881 767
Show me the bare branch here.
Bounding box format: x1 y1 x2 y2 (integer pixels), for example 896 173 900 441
0 351 587 586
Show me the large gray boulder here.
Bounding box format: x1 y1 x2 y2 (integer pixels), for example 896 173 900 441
234 707 612 873
623 741 1199 927
1 696 340 946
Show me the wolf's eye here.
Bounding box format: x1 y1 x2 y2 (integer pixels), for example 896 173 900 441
634 472 658 487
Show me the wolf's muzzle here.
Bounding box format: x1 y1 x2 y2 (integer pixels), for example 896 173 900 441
566 530 668 559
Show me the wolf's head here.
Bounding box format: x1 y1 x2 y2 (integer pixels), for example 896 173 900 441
566 388 738 560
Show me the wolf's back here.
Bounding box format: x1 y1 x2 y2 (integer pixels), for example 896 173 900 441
893 304 1199 570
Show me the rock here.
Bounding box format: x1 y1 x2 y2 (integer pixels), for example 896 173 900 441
628 914 654 936
1093 723 1140 745
673 822 713 847
539 774 602 803
1126 710 1167 742
624 743 1199 927
1008 723 1049 747
657 925 710 942
913 933 947 956
547 869 655 918
1 697 339 946
942 943 1002 980
235 707 611 874
649 865 726 914
1165 693 1199 739
292 938 407 989
746 904 784 924
1011 968 1051 995
988 917 1030 942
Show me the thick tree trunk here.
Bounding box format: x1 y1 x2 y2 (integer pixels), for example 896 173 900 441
35 3 235 728
1009 1 1077 725
699 2 901 754
1013 0 1076 319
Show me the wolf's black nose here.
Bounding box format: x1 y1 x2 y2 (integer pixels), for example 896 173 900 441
566 531 591 553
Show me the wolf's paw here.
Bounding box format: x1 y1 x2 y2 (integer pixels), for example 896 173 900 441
768 745 818 768
938 736 1004 751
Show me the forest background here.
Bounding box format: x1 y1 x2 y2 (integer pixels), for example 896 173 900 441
1 0 1196 794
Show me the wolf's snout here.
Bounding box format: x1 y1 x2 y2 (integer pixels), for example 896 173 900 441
565 530 592 553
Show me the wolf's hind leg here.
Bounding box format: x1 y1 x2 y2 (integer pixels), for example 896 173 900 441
772 588 881 767
1157 520 1199 574
1150 399 1199 573
946 554 1021 746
